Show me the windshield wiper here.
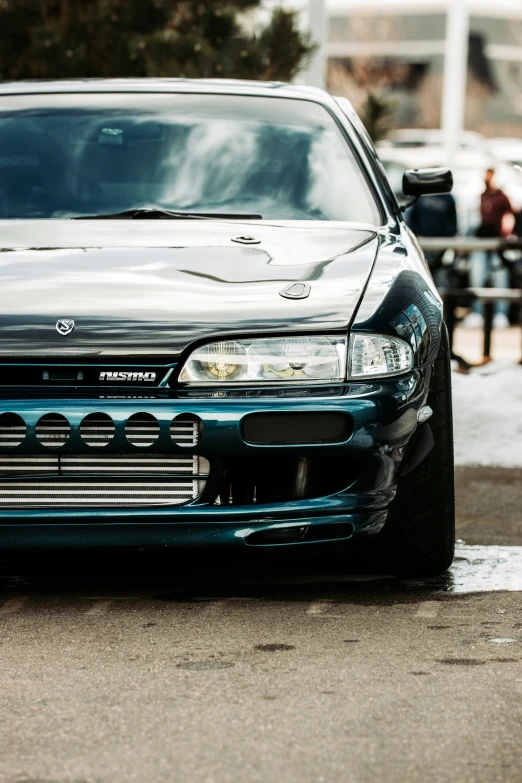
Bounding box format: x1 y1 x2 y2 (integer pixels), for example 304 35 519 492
74 208 263 221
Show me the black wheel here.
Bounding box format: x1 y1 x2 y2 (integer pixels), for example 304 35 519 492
384 326 455 576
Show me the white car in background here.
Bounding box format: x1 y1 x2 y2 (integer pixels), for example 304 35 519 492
379 129 522 233
380 128 490 157
488 137 522 168
378 128 493 168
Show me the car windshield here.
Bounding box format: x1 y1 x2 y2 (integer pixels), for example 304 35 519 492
0 92 380 223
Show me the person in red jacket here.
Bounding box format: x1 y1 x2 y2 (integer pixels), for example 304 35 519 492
463 168 514 329
480 168 513 235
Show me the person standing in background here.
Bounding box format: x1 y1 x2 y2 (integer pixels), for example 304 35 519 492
406 191 458 286
462 168 514 329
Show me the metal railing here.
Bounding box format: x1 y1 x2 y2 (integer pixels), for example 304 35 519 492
420 237 522 253
418 237 522 366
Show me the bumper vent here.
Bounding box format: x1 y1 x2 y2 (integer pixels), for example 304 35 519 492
242 412 352 445
0 453 209 508
36 413 70 447
0 411 203 450
0 413 26 448
80 413 116 447
170 414 201 447
125 413 160 448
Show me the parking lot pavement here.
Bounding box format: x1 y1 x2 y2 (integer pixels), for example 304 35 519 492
0 535 521 783
456 467 522 545
0 466 520 783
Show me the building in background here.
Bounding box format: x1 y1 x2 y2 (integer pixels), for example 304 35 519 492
327 0 522 137
257 1 522 233
261 1 522 138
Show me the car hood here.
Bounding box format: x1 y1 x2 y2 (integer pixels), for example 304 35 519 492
0 220 379 357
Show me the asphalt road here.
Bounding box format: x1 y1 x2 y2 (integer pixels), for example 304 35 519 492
0 467 521 783
455 467 522 546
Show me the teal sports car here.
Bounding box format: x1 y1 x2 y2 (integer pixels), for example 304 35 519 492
0 79 454 575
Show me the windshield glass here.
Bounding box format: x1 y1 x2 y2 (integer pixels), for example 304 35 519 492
0 92 380 222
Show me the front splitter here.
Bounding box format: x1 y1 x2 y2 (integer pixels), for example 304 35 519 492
0 511 387 549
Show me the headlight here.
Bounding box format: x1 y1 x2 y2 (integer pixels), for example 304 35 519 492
179 336 347 384
348 334 413 379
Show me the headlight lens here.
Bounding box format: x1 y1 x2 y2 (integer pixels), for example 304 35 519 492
179 336 347 384
348 334 413 379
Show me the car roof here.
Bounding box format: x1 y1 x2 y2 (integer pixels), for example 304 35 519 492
0 77 336 105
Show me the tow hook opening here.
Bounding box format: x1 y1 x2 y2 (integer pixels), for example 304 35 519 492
245 522 354 547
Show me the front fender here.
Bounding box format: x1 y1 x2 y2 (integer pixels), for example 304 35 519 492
351 232 443 367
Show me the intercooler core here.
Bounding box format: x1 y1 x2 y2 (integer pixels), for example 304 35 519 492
0 453 210 508
0 411 208 508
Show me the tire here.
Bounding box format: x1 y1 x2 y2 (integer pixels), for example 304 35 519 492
384 325 455 576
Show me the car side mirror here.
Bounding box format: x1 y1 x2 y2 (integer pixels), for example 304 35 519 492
402 167 453 198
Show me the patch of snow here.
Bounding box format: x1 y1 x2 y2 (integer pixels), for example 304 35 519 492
452 362 522 468
488 638 519 644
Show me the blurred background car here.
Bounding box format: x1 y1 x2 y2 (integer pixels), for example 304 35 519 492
379 130 522 234
488 138 522 169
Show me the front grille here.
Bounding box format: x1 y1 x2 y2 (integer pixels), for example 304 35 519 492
0 453 209 508
0 361 171 386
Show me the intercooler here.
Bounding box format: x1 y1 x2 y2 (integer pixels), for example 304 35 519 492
0 411 208 508
0 453 209 507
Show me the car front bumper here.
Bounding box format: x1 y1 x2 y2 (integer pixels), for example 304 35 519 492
0 370 430 549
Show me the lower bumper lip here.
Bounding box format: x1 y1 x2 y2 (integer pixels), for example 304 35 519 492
243 520 354 546
0 512 386 550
